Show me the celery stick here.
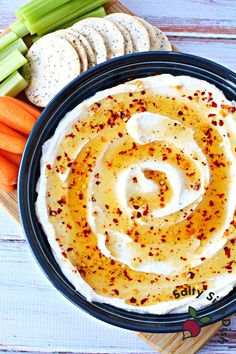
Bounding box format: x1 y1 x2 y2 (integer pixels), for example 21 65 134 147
0 39 28 61
20 0 71 23
0 50 27 83
0 31 18 51
61 6 106 29
33 0 110 35
32 34 41 43
16 9 23 20
9 20 29 38
0 71 28 97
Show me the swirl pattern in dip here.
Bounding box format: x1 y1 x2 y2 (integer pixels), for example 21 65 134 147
36 74 236 314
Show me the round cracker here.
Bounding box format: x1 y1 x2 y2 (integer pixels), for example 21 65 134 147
74 17 125 59
71 24 107 64
67 29 96 68
106 13 150 53
22 34 81 107
106 20 133 54
53 30 88 72
137 17 172 51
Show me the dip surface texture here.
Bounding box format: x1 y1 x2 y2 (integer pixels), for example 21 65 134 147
36 74 236 314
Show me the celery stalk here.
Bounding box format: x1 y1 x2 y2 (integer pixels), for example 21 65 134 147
33 0 110 35
9 20 29 38
0 39 28 61
0 31 18 50
61 6 106 29
32 35 41 43
0 71 28 97
0 50 27 83
20 0 71 23
16 9 23 20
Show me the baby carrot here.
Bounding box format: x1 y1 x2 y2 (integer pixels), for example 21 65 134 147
0 182 15 192
0 154 18 185
0 96 36 135
0 121 26 138
1 96 41 119
0 122 26 154
0 149 22 166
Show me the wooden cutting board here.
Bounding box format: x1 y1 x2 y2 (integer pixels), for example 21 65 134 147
0 0 222 353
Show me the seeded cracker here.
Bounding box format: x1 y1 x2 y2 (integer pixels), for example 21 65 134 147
106 13 150 53
137 17 172 51
22 35 81 107
68 29 96 68
73 17 125 59
71 24 107 64
51 30 88 72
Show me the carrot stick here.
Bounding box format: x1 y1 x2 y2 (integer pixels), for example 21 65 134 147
0 123 26 154
0 149 22 166
0 96 36 135
0 182 15 192
1 96 41 119
0 121 25 138
0 154 18 185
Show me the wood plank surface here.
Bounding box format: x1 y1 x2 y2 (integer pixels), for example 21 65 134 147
0 0 235 353
1 0 236 36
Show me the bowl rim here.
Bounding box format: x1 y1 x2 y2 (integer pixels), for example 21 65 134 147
18 51 236 333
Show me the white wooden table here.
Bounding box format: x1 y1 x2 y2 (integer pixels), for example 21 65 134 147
0 1 236 353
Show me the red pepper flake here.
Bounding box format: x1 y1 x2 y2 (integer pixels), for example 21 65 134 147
219 120 224 126
141 90 146 95
224 247 231 258
67 247 73 252
211 120 217 126
203 284 208 290
178 111 183 116
193 183 201 191
230 220 236 229
57 195 66 206
111 289 119 295
66 224 72 230
46 164 52 170
210 227 216 232
180 256 187 261
209 200 214 207
105 204 109 209
141 298 148 305
187 96 193 100
116 208 122 216
56 156 62 161
136 212 142 218
113 218 119 224
201 257 206 261
62 252 67 258
99 123 104 129
65 133 75 138
79 193 83 200
130 297 136 303
211 101 217 108
187 272 195 279
118 132 123 138
129 92 133 97
228 106 236 113
110 259 115 265
149 252 153 256
132 177 138 183
208 113 216 117
124 270 132 281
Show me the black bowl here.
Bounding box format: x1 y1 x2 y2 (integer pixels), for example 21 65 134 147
18 52 236 333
